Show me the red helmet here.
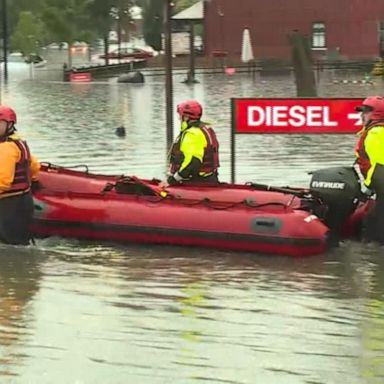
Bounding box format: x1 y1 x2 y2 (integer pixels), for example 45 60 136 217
177 100 202 120
355 96 384 122
0 106 17 124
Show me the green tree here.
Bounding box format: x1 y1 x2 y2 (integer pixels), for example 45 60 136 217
115 0 135 42
4 0 137 53
85 0 135 40
141 0 163 50
10 11 46 54
41 0 93 44
86 0 117 65
1 0 45 42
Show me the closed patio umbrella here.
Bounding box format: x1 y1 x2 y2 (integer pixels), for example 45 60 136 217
241 27 254 63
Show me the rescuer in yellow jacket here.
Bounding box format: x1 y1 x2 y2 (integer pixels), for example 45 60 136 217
0 106 40 245
161 100 220 187
354 96 384 243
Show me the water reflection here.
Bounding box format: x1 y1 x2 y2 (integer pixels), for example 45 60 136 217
0 237 378 383
9 243 363 381
0 247 42 378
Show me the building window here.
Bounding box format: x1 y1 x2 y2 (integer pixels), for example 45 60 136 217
312 22 326 49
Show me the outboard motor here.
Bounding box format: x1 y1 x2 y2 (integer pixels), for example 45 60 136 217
309 166 361 232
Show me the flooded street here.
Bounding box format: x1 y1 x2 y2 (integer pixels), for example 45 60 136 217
0 64 383 383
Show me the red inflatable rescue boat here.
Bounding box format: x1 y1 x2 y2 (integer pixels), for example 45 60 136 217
31 163 333 257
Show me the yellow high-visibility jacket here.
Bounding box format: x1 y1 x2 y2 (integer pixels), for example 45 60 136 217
178 127 207 173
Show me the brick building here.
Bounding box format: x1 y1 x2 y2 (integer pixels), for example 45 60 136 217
203 0 384 62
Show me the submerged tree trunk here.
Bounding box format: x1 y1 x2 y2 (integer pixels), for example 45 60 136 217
103 34 109 66
288 31 317 97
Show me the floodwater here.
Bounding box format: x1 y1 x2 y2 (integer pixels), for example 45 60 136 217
0 60 383 383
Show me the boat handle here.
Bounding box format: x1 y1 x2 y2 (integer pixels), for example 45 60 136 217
251 217 281 233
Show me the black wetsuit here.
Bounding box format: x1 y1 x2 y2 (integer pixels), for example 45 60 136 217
0 192 34 245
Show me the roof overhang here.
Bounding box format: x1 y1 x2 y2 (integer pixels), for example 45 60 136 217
172 0 203 21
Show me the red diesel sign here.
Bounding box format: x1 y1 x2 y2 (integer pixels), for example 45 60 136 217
232 98 364 133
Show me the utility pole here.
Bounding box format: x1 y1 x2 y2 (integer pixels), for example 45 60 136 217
117 15 122 64
164 0 173 152
184 20 198 84
2 0 8 81
117 5 122 64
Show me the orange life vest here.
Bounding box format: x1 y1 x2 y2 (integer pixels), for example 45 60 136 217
1 138 31 196
355 128 371 177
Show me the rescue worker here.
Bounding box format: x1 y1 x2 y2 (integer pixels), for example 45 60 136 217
354 96 384 244
0 106 40 245
161 99 220 187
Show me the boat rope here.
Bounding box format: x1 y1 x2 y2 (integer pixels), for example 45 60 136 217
40 162 90 174
39 168 324 214
140 193 292 211
109 178 318 211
